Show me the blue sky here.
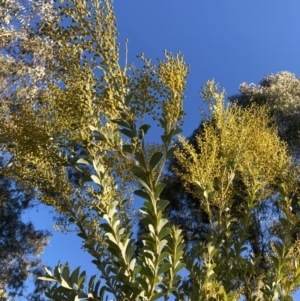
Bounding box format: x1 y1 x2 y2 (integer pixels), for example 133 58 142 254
24 0 300 299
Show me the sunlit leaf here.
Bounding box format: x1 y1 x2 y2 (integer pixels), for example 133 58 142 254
77 158 90 165
91 175 101 186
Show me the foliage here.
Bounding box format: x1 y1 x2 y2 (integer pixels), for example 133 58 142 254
161 72 300 269
230 71 300 153
0 1 55 299
174 80 299 299
0 0 56 104
0 173 51 301
2 0 300 300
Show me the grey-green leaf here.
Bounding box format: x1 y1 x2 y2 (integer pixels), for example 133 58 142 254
149 152 163 170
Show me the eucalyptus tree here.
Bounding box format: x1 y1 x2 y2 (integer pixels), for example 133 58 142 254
0 1 56 299
0 175 51 301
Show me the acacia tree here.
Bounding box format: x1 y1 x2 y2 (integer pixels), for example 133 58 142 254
161 72 300 265
2 0 300 300
230 71 300 153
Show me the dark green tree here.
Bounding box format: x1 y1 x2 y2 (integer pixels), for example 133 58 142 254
0 1 55 299
0 170 51 300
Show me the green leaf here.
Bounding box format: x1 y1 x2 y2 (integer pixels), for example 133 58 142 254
88 275 96 291
91 175 101 186
140 214 155 226
77 271 86 289
207 273 217 282
92 131 107 142
137 277 149 292
158 228 171 240
293 274 300 285
158 251 170 264
68 217 75 223
77 232 87 239
54 265 61 281
122 144 134 153
77 292 88 299
100 222 112 233
158 239 168 253
141 266 154 280
113 132 119 146
150 292 164 301
131 166 149 189
158 218 168 232
133 266 142 279
134 151 145 167
159 118 167 128
175 250 184 264
93 279 101 296
105 233 119 246
88 125 98 132
157 199 169 212
149 152 163 169
158 263 172 275
154 183 166 200
119 128 134 138
125 241 136 263
138 124 151 139
136 177 151 194
124 93 133 106
166 146 176 159
272 255 280 269
171 127 182 136
142 200 154 213
61 264 70 283
77 158 90 165
81 175 92 182
207 263 217 273
70 266 80 285
38 276 56 282
44 266 53 277
174 262 185 274
112 119 130 128
54 286 73 294
129 258 136 271
61 278 72 290
134 189 151 201
161 134 167 144
107 127 113 140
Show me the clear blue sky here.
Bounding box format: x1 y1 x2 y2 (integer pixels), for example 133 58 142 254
24 0 300 299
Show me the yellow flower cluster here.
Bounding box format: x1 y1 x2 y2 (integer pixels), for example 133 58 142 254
158 52 188 95
158 52 189 131
174 82 291 210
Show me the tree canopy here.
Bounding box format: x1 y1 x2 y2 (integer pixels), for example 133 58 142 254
230 71 300 153
2 0 300 300
163 72 300 259
0 1 55 299
0 175 51 301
